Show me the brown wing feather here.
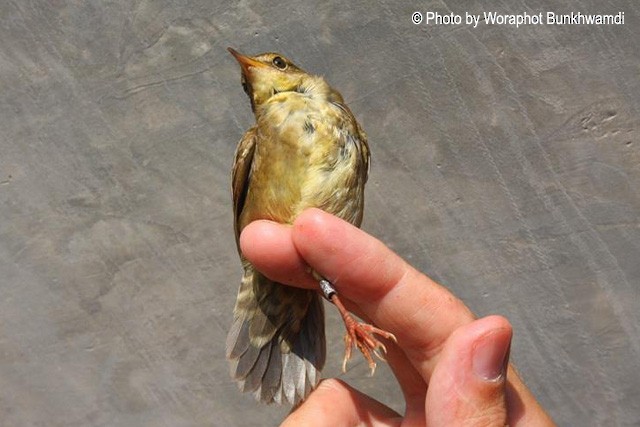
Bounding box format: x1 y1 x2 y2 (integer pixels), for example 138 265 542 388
355 123 370 185
231 126 257 251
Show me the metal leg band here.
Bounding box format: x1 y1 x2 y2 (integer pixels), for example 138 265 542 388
319 279 337 300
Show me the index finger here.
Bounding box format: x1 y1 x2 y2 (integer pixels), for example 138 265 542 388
291 209 475 379
240 208 475 381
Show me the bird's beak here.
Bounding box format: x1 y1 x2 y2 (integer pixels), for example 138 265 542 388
228 47 267 73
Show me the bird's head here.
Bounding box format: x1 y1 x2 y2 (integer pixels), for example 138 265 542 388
228 48 336 114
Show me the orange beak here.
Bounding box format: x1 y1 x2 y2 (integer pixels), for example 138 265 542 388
228 47 267 73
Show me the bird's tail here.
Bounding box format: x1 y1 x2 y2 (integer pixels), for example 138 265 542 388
226 265 326 405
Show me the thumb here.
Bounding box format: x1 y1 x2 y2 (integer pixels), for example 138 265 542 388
426 315 512 427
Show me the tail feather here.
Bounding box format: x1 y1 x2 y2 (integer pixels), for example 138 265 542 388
226 266 326 405
226 318 250 359
281 351 302 404
257 338 282 402
239 339 271 391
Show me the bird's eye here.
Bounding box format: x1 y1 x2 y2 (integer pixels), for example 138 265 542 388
272 56 287 70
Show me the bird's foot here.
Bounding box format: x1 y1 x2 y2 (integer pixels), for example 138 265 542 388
340 310 397 375
318 279 397 375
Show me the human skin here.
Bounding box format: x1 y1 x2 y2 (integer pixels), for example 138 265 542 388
239 208 556 426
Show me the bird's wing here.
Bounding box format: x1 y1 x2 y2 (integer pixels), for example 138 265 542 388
356 124 370 184
335 101 370 185
231 126 257 251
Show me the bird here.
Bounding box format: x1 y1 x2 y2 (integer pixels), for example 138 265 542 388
226 47 396 405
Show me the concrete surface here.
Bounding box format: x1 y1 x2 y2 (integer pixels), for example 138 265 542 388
1 0 639 426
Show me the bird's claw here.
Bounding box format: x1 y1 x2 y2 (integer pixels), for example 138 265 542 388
342 318 397 375
320 278 397 375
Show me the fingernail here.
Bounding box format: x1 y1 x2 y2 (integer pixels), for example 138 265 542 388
472 329 511 381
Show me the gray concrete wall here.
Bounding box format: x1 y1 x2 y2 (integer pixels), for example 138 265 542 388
1 1 638 426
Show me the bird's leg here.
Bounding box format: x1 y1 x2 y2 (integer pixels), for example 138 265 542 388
319 279 397 375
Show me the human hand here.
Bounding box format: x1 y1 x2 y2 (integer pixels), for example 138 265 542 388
240 208 555 426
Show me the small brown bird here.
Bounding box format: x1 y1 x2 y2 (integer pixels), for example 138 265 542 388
226 48 396 405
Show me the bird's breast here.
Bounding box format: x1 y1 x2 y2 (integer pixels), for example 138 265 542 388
240 93 365 228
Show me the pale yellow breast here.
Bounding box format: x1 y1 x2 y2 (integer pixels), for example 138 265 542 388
239 92 365 229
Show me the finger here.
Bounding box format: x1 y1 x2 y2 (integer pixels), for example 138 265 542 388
241 209 474 381
425 316 511 427
241 219 428 403
281 379 401 427
240 219 381 325
383 343 428 422
239 220 317 288
239 221 366 317
291 209 474 380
